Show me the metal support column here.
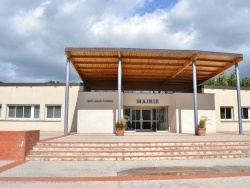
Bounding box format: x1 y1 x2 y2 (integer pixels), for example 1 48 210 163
192 60 198 135
118 57 122 122
64 58 70 136
235 63 243 134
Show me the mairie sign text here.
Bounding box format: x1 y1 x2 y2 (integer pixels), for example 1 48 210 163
137 99 159 104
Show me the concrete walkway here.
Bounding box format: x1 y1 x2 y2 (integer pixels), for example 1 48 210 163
1 131 250 188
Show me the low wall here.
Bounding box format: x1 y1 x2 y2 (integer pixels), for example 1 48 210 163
0 130 40 160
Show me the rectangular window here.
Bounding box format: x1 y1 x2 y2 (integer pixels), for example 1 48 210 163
242 108 250 120
220 107 233 120
46 105 61 119
34 105 40 118
8 105 40 119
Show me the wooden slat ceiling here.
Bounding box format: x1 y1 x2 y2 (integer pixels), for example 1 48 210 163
65 48 243 91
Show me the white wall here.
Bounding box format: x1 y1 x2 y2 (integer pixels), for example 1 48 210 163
180 110 216 133
0 84 81 132
204 87 250 131
78 110 114 133
77 92 118 133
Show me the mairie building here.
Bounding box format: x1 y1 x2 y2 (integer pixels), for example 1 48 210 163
0 48 249 135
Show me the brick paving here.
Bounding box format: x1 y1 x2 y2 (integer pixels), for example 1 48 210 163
1 131 250 187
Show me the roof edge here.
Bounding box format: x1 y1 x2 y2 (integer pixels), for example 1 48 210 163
0 83 84 87
65 47 243 57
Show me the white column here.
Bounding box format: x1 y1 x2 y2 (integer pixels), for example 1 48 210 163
64 58 70 136
192 60 198 135
235 63 243 134
118 57 122 122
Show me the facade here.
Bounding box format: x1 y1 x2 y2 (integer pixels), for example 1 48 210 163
0 83 249 134
0 48 246 134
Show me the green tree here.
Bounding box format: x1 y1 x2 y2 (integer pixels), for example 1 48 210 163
204 77 216 85
46 81 60 83
228 71 236 86
215 72 228 86
241 76 250 87
205 72 250 87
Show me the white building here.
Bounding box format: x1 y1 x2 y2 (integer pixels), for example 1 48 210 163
0 48 248 134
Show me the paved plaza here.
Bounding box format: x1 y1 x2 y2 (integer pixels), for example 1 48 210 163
1 131 250 188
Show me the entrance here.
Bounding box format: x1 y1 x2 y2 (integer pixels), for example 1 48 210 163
124 107 168 132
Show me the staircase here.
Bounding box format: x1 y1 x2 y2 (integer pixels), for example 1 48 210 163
26 141 250 161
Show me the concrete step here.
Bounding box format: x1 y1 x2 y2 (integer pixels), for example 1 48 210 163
36 141 250 147
26 153 250 161
29 148 250 156
32 145 250 151
26 141 250 161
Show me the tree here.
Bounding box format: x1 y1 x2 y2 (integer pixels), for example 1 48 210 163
204 72 250 87
46 81 60 83
204 77 216 85
227 71 236 86
241 76 250 87
215 72 228 86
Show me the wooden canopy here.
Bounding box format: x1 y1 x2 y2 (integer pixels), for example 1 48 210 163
65 48 243 91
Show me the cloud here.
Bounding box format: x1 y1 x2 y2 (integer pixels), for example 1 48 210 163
0 0 249 83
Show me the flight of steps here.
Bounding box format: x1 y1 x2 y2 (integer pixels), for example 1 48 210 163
26 141 250 161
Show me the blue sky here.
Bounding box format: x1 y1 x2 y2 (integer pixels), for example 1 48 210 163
136 0 179 14
0 0 249 83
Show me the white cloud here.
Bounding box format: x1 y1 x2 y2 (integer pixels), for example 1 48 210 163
60 0 82 14
0 0 250 82
11 1 50 35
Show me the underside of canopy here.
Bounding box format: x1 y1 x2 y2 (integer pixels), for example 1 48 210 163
65 48 243 92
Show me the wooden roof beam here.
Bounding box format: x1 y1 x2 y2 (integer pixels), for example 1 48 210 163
202 57 243 83
169 54 198 80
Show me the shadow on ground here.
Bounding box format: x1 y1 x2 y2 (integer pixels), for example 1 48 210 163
118 166 250 176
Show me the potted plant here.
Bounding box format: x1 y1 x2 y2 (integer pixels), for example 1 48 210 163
116 115 129 136
197 116 208 136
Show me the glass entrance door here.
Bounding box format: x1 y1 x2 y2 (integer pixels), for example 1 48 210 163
131 109 151 131
142 110 151 130
124 107 168 132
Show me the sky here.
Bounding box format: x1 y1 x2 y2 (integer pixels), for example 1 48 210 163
0 0 249 83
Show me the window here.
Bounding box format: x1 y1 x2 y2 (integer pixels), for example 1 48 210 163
242 108 250 120
0 105 1 118
46 105 61 119
220 107 233 120
8 105 40 119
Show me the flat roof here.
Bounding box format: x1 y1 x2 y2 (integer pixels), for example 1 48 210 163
65 48 243 91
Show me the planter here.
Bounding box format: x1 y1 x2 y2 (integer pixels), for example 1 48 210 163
197 128 206 136
116 128 124 136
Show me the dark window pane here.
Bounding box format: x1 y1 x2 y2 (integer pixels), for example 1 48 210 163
47 106 54 118
225 108 232 119
34 106 40 118
24 106 31 118
124 109 130 117
153 109 157 120
9 106 16 118
242 108 249 119
220 108 225 119
142 110 150 120
16 106 23 118
54 106 61 118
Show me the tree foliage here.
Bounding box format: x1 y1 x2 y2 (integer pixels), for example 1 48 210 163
46 80 60 83
204 71 250 87
241 76 250 87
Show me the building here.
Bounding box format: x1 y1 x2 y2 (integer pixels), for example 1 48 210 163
0 48 248 134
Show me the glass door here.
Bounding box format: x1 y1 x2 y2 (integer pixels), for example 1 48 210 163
132 109 140 130
124 107 168 132
142 110 151 130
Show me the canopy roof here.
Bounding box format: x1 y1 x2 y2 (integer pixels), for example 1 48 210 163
65 48 243 91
